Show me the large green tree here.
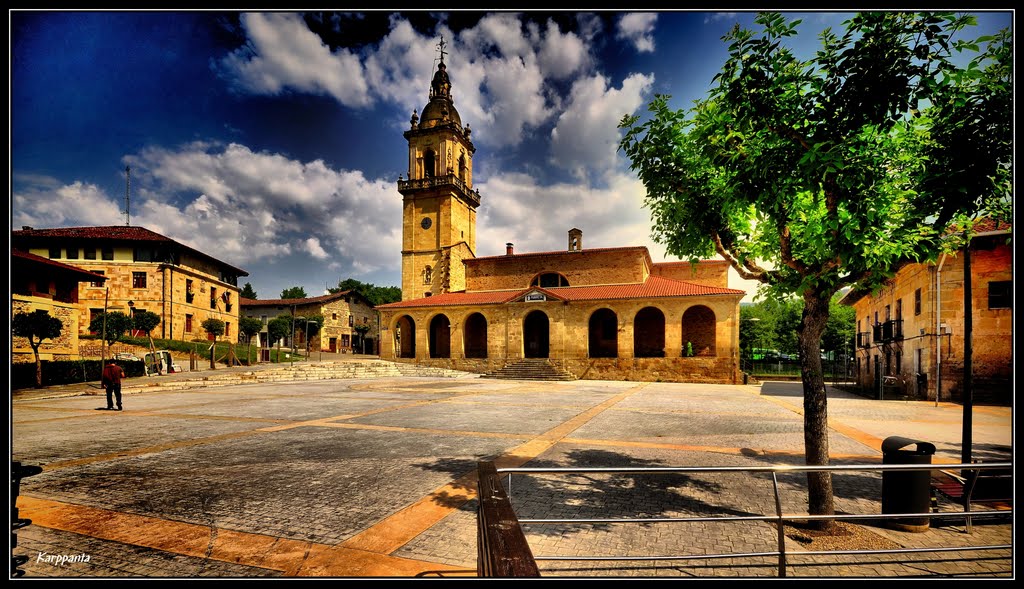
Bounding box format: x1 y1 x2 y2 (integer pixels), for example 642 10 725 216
266 316 291 362
330 278 401 306
12 309 64 387
280 286 307 299
239 316 264 362
132 309 161 337
619 12 1011 527
240 282 258 299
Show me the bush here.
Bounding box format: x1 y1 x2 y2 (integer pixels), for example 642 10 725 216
11 359 145 390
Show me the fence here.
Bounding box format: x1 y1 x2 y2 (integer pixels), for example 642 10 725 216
477 461 1011 578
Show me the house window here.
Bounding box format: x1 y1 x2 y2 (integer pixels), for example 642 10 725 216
210 287 217 310
884 305 890 322
530 273 570 288
66 247 79 260
101 247 114 260
185 314 193 333
132 272 147 288
988 281 1012 309
186 279 195 303
332 313 338 321
261 315 268 325
48 247 61 259
896 299 902 320
224 292 232 312
84 247 96 260
91 271 105 288
225 322 231 337
914 288 922 315
349 315 354 327
896 350 902 375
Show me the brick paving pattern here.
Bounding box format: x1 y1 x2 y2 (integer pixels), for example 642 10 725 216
10 361 1012 578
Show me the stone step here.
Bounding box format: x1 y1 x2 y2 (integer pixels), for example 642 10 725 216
482 359 576 381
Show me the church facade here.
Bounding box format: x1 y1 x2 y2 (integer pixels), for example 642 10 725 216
376 45 745 384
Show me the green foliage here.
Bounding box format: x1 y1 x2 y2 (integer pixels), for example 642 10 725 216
201 318 226 339
266 316 291 346
280 286 308 299
12 359 145 390
239 316 264 341
330 278 401 306
619 12 1011 300
88 311 134 345
240 282 258 299
131 309 161 336
12 309 63 349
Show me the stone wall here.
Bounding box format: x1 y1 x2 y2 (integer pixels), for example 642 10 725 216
12 294 81 362
465 248 650 291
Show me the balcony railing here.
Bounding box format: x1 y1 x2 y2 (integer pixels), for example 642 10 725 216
857 332 871 348
872 320 904 344
398 174 481 206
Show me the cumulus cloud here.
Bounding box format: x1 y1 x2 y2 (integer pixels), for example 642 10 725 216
536 20 591 80
216 12 370 107
13 143 402 282
616 13 658 53
549 73 654 180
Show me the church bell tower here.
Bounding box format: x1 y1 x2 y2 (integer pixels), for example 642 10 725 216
398 36 480 301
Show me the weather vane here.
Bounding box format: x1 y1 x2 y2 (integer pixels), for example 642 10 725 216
437 35 447 64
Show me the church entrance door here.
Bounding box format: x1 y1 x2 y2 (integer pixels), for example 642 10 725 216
523 310 549 358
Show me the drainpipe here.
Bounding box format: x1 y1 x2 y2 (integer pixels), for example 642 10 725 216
934 253 947 407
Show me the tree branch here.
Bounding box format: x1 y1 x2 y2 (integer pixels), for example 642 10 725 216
712 230 770 283
778 219 808 274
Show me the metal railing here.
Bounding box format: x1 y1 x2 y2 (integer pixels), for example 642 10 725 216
493 462 1012 577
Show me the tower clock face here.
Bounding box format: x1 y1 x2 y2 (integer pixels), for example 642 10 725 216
421 217 432 229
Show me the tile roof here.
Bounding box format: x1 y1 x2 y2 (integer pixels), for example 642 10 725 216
11 225 248 276
376 275 745 309
240 290 363 308
12 249 108 282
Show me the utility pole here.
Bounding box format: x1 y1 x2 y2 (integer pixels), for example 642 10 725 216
124 165 131 226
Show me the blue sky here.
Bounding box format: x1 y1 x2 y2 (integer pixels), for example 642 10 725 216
10 10 1013 302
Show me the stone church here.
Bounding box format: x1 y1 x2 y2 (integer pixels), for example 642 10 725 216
376 46 745 384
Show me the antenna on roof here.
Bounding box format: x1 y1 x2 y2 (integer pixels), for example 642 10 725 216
123 165 131 226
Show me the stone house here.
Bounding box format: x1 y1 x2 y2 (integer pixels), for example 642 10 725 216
375 47 746 383
11 249 108 362
840 219 1011 403
240 290 379 355
12 225 248 345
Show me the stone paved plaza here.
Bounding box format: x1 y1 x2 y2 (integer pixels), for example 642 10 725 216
11 370 1013 579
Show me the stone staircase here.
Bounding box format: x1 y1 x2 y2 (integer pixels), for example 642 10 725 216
481 358 576 381
119 360 476 393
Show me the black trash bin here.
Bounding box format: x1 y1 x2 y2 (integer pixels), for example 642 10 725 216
881 436 936 532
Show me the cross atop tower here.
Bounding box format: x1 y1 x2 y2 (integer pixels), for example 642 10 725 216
436 35 447 64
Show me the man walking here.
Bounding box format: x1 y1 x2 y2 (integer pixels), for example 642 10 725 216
101 360 125 411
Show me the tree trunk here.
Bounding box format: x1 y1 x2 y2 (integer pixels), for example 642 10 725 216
33 345 43 388
799 291 835 531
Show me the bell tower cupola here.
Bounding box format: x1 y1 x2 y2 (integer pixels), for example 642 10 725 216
397 36 480 301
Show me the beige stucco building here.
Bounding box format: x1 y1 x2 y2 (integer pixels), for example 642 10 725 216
11 249 107 363
240 291 379 355
840 220 1012 403
12 225 247 346
376 49 746 384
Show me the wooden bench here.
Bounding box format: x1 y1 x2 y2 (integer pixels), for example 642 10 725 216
931 465 1012 533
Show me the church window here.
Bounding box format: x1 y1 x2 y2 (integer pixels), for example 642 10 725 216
424 265 433 284
530 273 570 288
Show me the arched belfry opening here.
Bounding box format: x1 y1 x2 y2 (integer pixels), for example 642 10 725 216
459 154 467 183
424 149 436 178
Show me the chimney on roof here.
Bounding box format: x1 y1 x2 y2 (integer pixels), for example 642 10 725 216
506 242 514 255
568 228 582 252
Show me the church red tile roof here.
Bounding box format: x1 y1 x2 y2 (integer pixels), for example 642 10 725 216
376 275 744 309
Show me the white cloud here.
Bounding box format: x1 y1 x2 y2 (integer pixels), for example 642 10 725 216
217 12 370 107
616 13 658 53
12 177 124 228
304 237 329 259
536 20 591 80
549 73 654 180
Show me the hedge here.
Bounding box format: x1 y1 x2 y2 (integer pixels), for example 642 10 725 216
12 359 145 390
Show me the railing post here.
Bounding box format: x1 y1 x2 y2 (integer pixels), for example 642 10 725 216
477 462 540 577
771 472 787 578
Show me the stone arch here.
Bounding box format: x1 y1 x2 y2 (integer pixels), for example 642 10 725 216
395 315 416 359
523 310 549 358
634 306 666 358
588 308 618 358
429 313 451 358
529 272 570 288
682 305 717 357
464 312 488 358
